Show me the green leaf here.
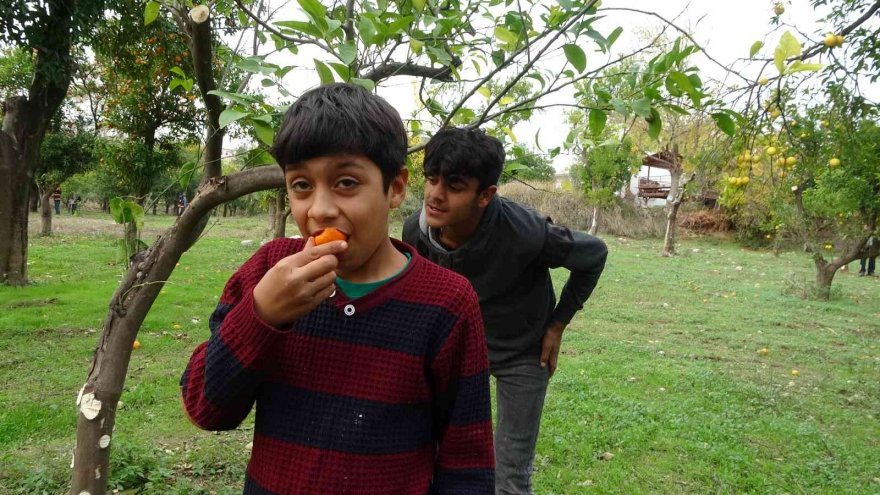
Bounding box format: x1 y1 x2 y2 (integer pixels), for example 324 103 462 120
494 26 519 48
359 16 379 45
606 27 623 48
144 1 160 25
351 78 376 91
786 61 823 74
504 161 529 173
328 62 352 81
711 112 736 137
338 42 357 65
170 66 186 78
207 90 257 105
631 98 652 118
178 161 197 189
297 0 327 23
646 108 662 140
563 44 587 73
501 126 517 143
109 197 124 224
252 120 276 146
749 40 764 58
589 108 607 136
411 0 426 12
774 31 801 74
219 107 249 129
499 96 515 106
169 78 193 92
477 86 491 98
314 59 335 84
410 39 424 54
275 20 323 38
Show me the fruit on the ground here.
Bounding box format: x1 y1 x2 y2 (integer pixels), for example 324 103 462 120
828 157 841 168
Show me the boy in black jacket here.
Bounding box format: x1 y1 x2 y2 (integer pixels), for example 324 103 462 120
403 127 607 494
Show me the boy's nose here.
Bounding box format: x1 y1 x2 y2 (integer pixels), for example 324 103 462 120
308 188 339 221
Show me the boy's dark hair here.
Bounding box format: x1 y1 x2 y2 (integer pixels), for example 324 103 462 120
424 127 505 191
271 83 407 189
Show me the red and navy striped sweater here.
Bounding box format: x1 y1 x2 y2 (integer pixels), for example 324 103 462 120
181 238 494 494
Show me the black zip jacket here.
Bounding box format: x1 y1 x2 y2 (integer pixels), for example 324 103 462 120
403 195 608 364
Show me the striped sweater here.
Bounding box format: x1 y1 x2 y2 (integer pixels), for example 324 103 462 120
181 238 494 494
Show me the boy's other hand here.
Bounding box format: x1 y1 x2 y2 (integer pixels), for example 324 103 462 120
253 237 348 327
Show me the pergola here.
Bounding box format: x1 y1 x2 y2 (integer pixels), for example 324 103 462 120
638 149 682 199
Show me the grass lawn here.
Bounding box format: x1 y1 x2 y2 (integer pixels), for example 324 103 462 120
1 211 878 494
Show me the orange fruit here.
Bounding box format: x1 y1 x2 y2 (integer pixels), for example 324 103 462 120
133 339 141 350
314 227 348 245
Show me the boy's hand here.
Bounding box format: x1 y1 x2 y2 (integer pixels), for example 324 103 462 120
253 237 347 327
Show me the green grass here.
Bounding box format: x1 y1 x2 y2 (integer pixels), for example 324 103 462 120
1 212 878 494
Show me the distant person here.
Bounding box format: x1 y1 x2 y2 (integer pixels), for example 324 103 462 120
177 193 187 216
403 127 608 495
52 187 62 215
67 195 75 214
180 83 494 494
858 234 878 276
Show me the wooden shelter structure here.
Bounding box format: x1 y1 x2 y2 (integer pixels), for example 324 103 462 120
638 148 682 200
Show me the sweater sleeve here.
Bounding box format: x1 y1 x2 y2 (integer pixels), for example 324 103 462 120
540 224 608 325
430 284 495 494
180 245 289 431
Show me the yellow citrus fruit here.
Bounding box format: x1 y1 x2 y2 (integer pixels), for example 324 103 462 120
759 77 769 86
133 339 141 350
774 3 784 15
314 227 348 245
758 347 769 355
824 34 837 47
834 34 844 46
766 146 778 156
785 156 797 166
791 369 800 376
828 158 841 168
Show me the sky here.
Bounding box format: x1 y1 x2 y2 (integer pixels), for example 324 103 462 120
240 0 876 172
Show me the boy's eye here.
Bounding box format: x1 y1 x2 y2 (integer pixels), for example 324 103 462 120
289 180 311 191
425 175 438 185
336 178 359 188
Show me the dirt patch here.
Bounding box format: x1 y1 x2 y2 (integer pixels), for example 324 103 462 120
7 297 58 309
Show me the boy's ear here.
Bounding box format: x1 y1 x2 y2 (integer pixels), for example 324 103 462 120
389 166 408 209
477 184 497 208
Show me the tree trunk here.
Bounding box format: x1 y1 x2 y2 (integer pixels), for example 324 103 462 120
29 181 40 212
70 166 284 494
0 128 32 285
273 190 287 238
588 178 600 236
40 187 54 236
0 0 74 286
662 171 695 257
70 11 241 493
813 257 840 300
588 207 599 236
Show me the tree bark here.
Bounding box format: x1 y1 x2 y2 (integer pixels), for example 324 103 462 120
0 128 32 284
662 171 695 257
0 0 74 286
273 190 288 238
30 181 40 212
588 178 600 236
588 207 599 236
70 166 284 494
40 187 54 236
